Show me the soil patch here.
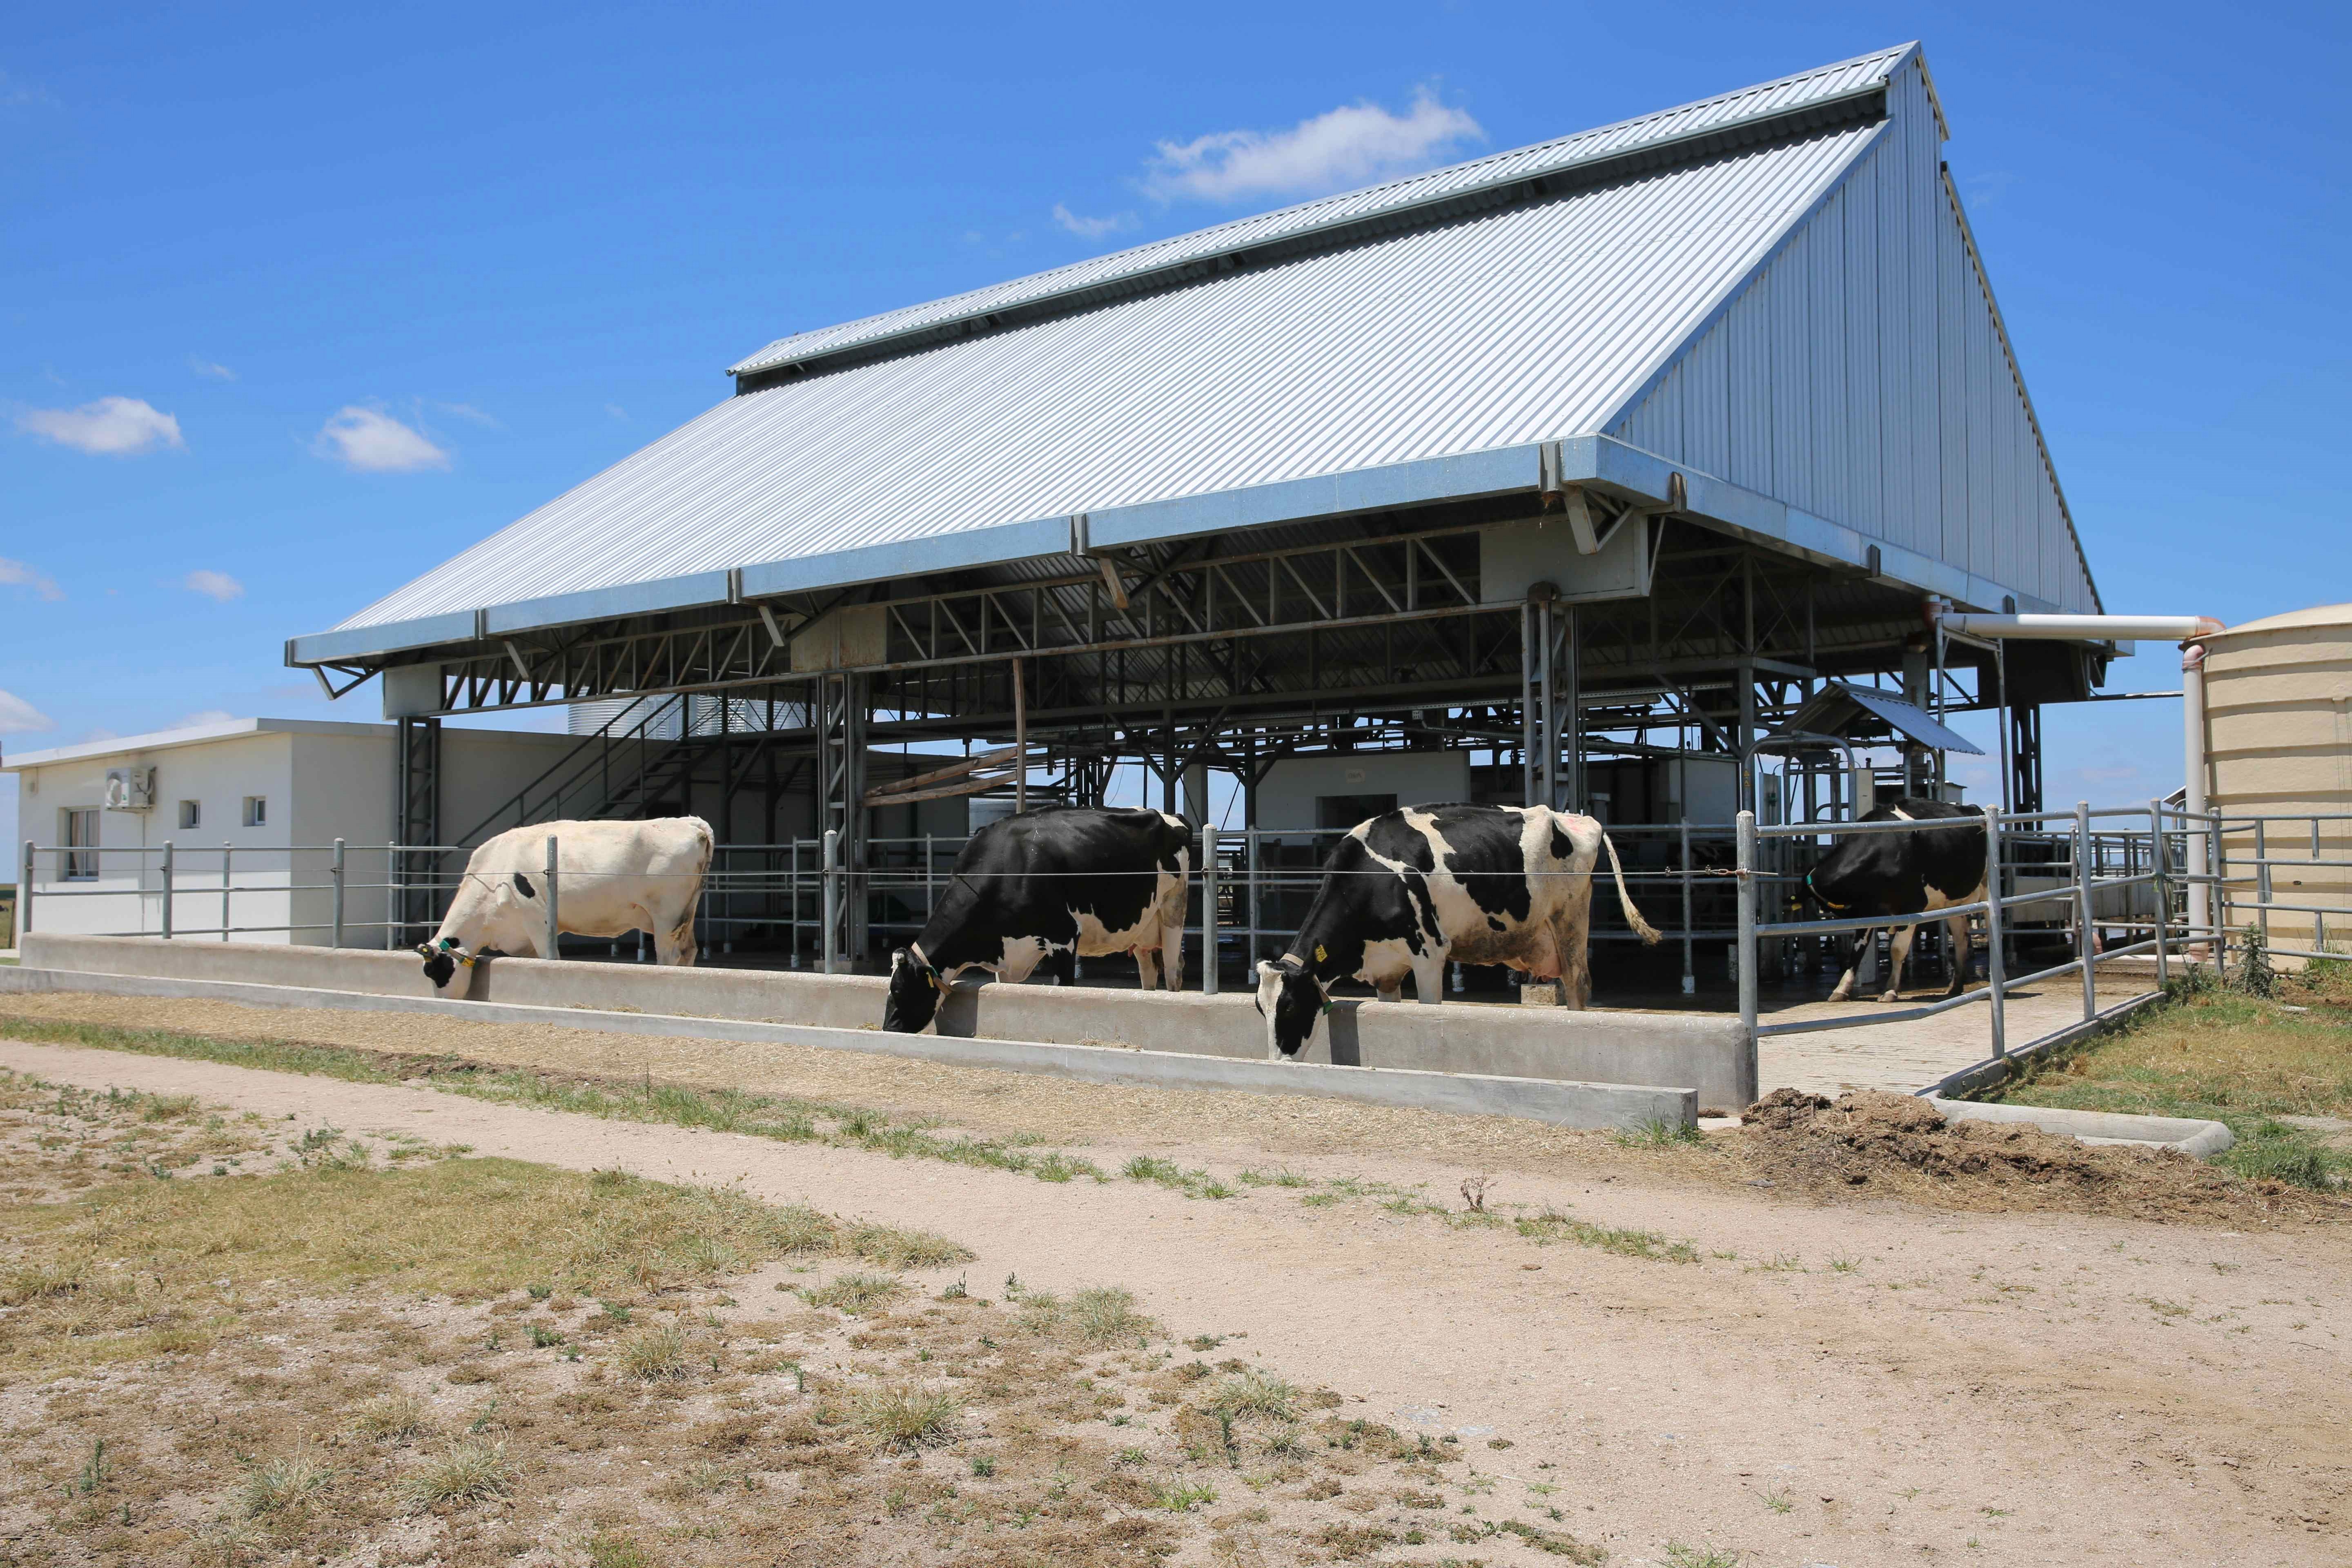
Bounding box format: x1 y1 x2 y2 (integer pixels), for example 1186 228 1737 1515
1740 1088 2341 1223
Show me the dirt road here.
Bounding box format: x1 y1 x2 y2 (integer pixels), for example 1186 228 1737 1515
4 1034 2345 1566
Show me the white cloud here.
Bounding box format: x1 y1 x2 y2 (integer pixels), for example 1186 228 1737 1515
0 557 62 601
1052 203 1138 240
313 405 450 473
1142 88 1484 204
0 689 53 734
434 401 501 428
172 709 238 729
604 403 628 420
184 569 244 602
189 356 236 381
14 396 185 456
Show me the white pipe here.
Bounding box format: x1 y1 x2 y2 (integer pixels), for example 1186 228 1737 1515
1938 612 2225 641
2182 641 2211 948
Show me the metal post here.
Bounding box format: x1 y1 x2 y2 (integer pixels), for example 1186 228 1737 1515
2254 817 2270 953
2210 810 2229 981
161 841 176 940
1981 806 2006 1058
1678 820 1695 996
924 832 935 925
1247 826 1263 968
821 827 841 974
543 835 561 962
20 841 33 937
221 842 233 941
2074 801 2095 1024
2148 800 2169 987
1734 810 1758 1087
1200 823 1219 996
329 840 343 948
387 841 398 950
1012 656 1028 816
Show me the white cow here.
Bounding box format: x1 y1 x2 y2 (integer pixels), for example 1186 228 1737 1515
416 816 714 995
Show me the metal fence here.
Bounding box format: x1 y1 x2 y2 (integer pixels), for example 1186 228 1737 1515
1727 799 2250 1094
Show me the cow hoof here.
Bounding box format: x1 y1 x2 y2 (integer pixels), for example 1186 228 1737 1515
1875 991 1900 1003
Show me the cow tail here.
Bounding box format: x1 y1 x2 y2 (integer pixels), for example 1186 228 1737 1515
1599 832 1663 946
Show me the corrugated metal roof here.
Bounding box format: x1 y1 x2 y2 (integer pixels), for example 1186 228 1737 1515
728 43 1915 378
336 122 1882 632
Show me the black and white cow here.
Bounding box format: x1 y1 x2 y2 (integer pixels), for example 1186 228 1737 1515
1805 797 1987 1002
1254 803 1661 1060
883 806 1192 1033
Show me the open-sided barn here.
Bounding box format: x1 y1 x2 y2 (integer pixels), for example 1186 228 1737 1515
287 42 2114 966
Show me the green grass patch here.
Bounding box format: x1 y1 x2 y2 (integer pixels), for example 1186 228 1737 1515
1513 1208 1701 1263
1981 982 2352 1190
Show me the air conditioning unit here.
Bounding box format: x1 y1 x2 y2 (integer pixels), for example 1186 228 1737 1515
104 766 156 811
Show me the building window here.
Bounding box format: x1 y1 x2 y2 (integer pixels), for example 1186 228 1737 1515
242 796 267 829
178 800 201 831
62 808 99 881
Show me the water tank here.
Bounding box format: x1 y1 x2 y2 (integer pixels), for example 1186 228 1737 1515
2201 603 2352 963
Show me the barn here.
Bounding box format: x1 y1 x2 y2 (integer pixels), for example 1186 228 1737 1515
285 42 2115 977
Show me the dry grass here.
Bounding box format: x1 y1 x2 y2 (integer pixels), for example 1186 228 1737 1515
0 1066 1550 1566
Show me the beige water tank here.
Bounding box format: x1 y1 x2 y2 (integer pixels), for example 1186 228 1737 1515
2201 603 2352 962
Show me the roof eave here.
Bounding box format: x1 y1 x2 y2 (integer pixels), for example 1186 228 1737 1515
285 434 2055 669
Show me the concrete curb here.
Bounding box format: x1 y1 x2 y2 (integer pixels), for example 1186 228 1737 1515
0 964 1696 1133
17 935 1754 1113
1927 1097 2234 1158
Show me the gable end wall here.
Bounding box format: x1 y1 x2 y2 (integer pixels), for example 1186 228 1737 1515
1609 59 2098 612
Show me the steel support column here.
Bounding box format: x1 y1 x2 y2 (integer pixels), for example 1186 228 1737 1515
394 715 441 945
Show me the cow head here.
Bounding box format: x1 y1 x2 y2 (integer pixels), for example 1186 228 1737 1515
884 947 948 1034
1254 956 1328 1061
414 936 477 997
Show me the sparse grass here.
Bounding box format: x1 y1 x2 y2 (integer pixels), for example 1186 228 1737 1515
1017 1284 1156 1346
1154 1478 1219 1511
399 1437 515 1509
802 1270 905 1312
0 1013 1102 1193
615 1323 691 1380
1989 982 2352 1189
350 1392 431 1443
852 1382 960 1450
239 1447 335 1516
0 1066 1432 1568
1664 1543 1740 1568
1204 1370 1298 1421
1611 1117 1704 1149
1514 1208 1701 1263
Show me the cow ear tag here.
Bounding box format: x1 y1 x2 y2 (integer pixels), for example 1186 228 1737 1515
1321 1000 1334 1016
1313 943 1327 962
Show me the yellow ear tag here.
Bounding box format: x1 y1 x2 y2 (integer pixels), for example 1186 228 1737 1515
1313 944 1327 963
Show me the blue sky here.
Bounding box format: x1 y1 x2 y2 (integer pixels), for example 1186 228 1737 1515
4 1 2346 849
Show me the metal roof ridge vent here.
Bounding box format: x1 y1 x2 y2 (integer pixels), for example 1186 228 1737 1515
734 105 1896 394
728 44 1917 388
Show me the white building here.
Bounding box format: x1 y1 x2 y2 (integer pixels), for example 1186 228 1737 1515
4 717 578 947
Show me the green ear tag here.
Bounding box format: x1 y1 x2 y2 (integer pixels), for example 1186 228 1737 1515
1321 1000 1334 1016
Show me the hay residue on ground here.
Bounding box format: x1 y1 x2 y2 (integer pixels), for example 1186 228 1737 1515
1738 1088 2335 1223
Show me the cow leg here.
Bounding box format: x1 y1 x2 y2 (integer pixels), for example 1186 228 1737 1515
1410 955 1446 1004
1879 924 1918 1002
1560 944 1592 1011
1943 910 1973 996
1827 931 1870 1002
1159 923 1185 993
1375 982 1403 1003
1046 944 1076 987
1133 944 1163 991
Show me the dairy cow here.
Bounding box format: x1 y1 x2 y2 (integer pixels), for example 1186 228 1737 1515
1254 803 1662 1060
1804 797 1987 1002
884 806 1192 1033
416 816 714 996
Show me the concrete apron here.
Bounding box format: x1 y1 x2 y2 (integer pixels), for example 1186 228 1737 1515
0 960 1695 1134
16 935 1753 1114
